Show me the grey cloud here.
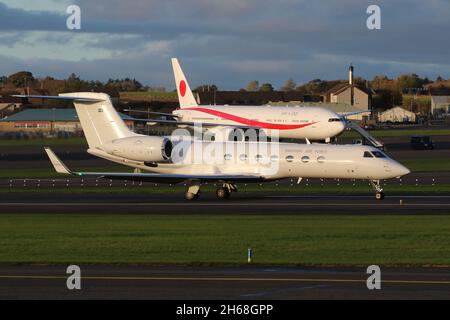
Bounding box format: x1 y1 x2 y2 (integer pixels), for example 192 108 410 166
0 0 450 88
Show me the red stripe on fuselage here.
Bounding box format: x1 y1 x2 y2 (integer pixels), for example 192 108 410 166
182 107 318 130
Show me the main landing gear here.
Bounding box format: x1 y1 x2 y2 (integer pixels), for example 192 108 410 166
216 183 238 200
370 180 385 200
185 183 237 201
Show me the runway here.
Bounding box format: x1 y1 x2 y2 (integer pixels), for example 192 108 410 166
1 265 449 299
0 192 449 214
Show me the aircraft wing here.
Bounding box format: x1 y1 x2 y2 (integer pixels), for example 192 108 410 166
340 110 372 118
123 109 180 118
137 118 260 130
44 148 264 183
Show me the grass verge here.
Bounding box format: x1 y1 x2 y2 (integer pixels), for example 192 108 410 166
1 214 449 266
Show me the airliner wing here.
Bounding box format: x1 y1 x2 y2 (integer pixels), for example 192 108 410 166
136 118 260 130
44 148 264 183
123 109 180 118
340 110 372 118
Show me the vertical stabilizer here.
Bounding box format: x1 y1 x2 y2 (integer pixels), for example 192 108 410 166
59 92 137 149
171 58 198 108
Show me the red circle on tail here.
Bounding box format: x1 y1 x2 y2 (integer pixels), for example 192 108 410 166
179 80 187 97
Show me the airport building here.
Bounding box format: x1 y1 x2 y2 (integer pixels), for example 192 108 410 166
0 109 135 133
431 95 450 115
378 106 416 123
322 65 372 111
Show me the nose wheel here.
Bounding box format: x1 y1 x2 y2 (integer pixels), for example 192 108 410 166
375 192 385 200
370 180 385 201
185 184 201 201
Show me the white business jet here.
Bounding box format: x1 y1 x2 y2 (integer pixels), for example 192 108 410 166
15 92 410 200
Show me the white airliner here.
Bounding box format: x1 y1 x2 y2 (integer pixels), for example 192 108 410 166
128 58 348 141
14 92 409 201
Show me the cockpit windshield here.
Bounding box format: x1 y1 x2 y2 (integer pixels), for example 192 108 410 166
364 150 387 158
372 151 387 158
328 118 344 122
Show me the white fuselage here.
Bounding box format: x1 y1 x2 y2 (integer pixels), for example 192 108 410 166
173 105 346 140
90 138 410 181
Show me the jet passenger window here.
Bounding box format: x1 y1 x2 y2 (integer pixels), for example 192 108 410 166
364 151 373 158
286 155 294 162
372 151 386 158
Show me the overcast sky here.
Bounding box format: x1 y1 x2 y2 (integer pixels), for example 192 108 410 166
0 0 449 89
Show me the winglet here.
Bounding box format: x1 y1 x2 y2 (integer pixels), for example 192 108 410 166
171 58 198 108
44 147 72 174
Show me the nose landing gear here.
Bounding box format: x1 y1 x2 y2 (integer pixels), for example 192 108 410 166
185 184 201 201
370 180 385 200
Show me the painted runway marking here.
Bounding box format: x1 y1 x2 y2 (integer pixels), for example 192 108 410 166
1 275 450 286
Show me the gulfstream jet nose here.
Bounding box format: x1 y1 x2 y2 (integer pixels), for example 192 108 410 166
391 161 411 178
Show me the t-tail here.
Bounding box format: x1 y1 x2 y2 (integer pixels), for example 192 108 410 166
171 58 198 109
13 92 138 149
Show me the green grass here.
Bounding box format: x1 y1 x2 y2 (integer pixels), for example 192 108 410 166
401 159 450 172
0 137 86 147
1 214 450 266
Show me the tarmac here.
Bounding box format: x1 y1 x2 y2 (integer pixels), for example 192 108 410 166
1 265 449 300
0 192 449 215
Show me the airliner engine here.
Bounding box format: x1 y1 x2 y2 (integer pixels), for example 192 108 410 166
104 136 172 162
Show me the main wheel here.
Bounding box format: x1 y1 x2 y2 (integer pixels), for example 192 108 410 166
375 192 385 200
185 192 199 201
216 187 230 200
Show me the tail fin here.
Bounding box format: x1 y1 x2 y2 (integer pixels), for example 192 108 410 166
171 58 198 108
59 92 138 149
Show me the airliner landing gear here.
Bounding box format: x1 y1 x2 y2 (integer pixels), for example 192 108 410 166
216 183 237 200
216 187 230 200
370 180 385 200
185 185 200 201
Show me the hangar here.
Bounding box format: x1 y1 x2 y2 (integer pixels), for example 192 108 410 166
378 106 416 123
0 108 135 133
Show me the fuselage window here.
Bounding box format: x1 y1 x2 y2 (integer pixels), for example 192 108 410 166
364 151 373 158
286 155 294 163
224 154 233 161
239 154 248 161
301 156 310 163
270 155 279 162
317 156 326 163
255 154 264 162
372 151 386 158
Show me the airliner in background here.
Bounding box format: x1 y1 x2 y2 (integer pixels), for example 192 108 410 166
127 58 358 142
15 92 409 201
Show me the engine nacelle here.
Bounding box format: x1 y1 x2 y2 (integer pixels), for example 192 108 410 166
103 136 172 163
